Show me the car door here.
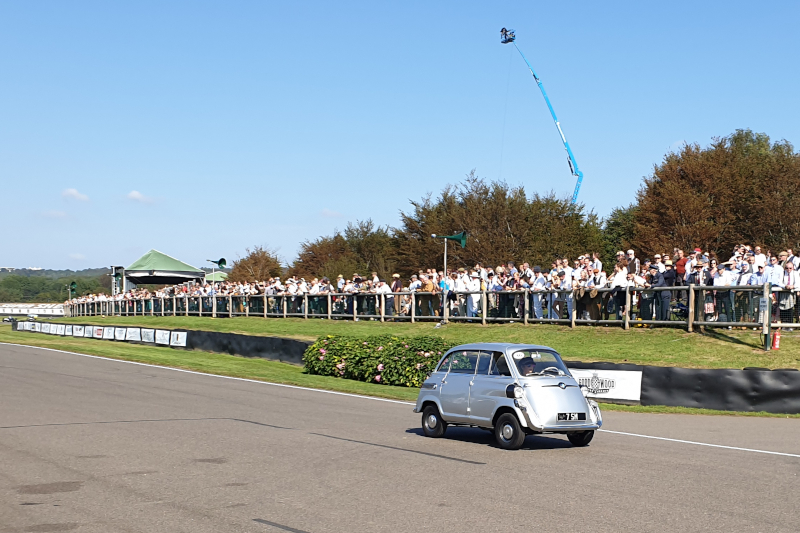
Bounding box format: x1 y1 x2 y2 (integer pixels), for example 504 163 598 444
469 351 515 426
438 350 480 423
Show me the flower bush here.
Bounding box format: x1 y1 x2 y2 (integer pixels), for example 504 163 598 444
303 335 454 388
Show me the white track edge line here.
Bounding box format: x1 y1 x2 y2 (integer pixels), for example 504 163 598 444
598 429 800 458
0 342 416 406
3 342 798 459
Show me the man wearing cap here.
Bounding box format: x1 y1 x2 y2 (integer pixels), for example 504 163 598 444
652 254 666 273
390 274 403 316
626 250 641 276
647 264 669 321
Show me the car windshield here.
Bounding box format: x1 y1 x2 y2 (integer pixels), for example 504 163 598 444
511 349 569 377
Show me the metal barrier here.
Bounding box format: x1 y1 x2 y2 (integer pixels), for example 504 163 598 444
64 284 793 334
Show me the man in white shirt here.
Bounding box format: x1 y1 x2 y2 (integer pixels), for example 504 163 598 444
530 266 547 319
652 254 666 273
753 246 767 268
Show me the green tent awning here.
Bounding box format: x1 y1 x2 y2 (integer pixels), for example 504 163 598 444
125 249 204 285
205 271 228 282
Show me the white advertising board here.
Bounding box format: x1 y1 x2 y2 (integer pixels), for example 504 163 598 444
155 330 170 345
170 331 187 347
34 322 41 332
141 329 155 343
103 327 115 340
56 324 66 335
568 368 643 402
73 326 85 337
125 328 141 341
114 328 126 341
65 325 73 336
93 327 104 339
42 323 51 334
17 322 24 331
84 326 94 338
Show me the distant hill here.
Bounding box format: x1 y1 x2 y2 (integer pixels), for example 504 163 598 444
0 268 109 279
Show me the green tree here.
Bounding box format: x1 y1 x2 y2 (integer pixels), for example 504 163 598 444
633 129 800 258
228 246 283 282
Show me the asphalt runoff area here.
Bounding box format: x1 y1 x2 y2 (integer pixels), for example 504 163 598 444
1 344 799 533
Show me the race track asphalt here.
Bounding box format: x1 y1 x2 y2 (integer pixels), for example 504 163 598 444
1 343 799 533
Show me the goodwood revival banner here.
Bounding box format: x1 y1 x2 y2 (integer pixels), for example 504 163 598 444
568 368 643 402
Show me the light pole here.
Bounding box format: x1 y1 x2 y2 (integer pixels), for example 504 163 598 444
432 232 467 323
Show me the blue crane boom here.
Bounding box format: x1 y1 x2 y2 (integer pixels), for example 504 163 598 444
500 29 584 204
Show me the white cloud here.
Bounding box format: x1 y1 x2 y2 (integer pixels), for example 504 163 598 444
321 208 343 218
42 210 68 219
69 253 85 260
127 190 154 204
62 188 89 201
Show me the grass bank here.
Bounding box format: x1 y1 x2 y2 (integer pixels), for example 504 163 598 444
2 324 798 419
51 315 800 370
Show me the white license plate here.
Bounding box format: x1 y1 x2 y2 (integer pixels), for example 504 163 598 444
558 412 587 421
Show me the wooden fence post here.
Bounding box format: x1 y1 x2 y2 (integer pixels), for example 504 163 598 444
687 284 695 332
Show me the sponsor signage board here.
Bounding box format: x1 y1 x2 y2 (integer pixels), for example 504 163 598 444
73 326 85 337
93 327 104 339
141 329 155 343
65 325 73 336
34 323 41 332
125 328 142 342
42 323 51 334
57 324 66 335
17 322 24 331
84 326 94 338
568 368 643 402
114 328 126 341
155 330 170 345
103 327 115 340
170 331 187 347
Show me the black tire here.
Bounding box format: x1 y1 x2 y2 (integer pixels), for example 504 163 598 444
494 413 526 450
421 405 447 438
567 430 594 447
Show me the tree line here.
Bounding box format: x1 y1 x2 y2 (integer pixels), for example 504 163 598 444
233 129 800 282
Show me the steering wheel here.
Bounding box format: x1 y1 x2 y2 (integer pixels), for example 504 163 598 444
539 366 563 375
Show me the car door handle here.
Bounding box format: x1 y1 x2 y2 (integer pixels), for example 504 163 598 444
441 380 447 385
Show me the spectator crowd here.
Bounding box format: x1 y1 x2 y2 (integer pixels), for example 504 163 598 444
67 244 800 326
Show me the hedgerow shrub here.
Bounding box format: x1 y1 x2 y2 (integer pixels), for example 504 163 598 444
303 335 455 388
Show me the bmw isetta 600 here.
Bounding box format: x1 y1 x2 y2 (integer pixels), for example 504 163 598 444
414 343 602 450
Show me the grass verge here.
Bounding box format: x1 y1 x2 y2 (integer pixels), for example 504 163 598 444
3 324 798 418
51 315 800 370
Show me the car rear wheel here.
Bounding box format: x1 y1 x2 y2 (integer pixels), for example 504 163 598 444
421 405 447 438
494 413 526 450
567 430 594 447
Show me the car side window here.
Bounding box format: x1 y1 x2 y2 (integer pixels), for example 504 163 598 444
475 351 493 375
436 354 452 373
488 352 512 376
448 351 480 374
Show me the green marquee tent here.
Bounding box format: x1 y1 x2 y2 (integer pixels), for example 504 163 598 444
205 271 228 282
124 249 205 286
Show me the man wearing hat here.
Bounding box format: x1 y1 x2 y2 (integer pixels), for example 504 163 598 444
647 263 670 321
466 271 481 318
390 274 403 316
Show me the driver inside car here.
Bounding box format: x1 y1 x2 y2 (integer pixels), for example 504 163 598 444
518 357 536 376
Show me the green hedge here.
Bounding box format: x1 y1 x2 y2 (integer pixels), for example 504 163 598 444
303 335 454 388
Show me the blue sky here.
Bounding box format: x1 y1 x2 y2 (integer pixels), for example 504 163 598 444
2 1 798 270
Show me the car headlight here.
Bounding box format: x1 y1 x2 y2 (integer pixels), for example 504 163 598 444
506 384 526 399
580 385 589 398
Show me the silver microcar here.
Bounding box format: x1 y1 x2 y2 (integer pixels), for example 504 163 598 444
414 343 602 450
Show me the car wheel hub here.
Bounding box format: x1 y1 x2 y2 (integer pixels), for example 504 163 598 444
427 414 438 428
501 424 514 440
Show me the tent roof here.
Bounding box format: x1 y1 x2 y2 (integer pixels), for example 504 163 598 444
205 271 229 282
126 250 203 273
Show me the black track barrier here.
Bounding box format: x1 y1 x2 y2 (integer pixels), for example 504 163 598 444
182 329 310 365
640 366 800 414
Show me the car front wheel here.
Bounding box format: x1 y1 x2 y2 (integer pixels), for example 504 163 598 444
421 405 447 438
567 430 594 447
494 413 526 450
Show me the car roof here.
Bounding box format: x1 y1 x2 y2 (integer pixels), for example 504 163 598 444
447 342 557 353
